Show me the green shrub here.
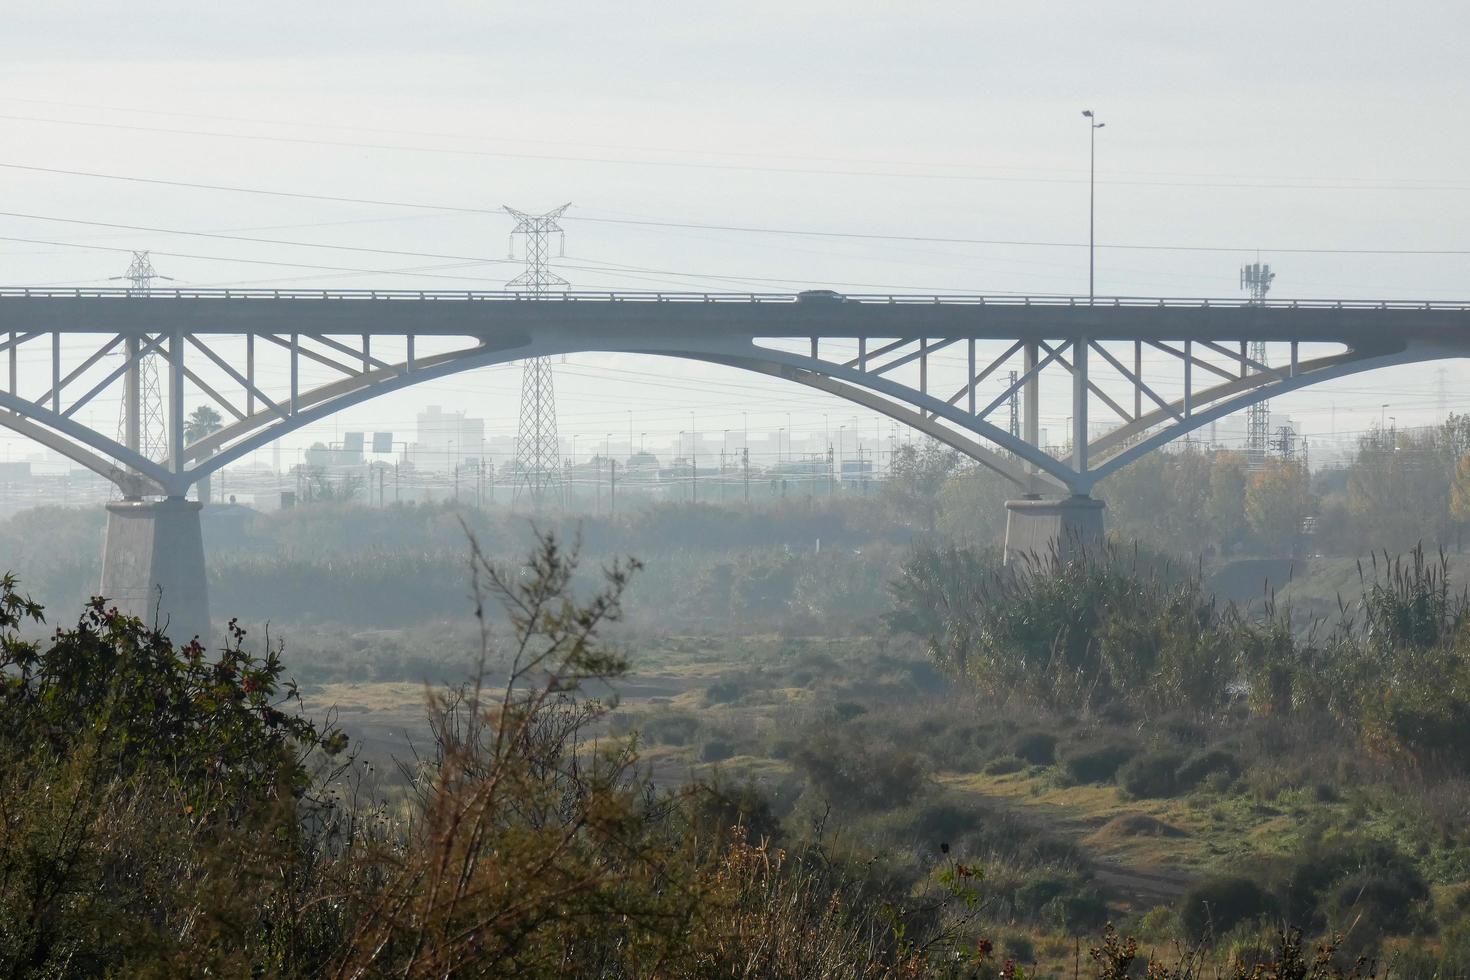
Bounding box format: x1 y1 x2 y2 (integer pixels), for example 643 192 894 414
1044 886 1109 931
1009 729 1058 765
1442 884 1470 928
639 710 702 746
1180 875 1274 943
1000 932 1035 963
0 582 339 812
902 799 989 850
1136 905 1178 942
1061 739 1139 784
0 575 346 974
1011 874 1108 930
1274 837 1426 932
700 739 736 762
888 543 1234 714
791 728 927 812
1158 712 1207 747
1320 869 1430 943
983 755 1027 776
1118 749 1188 798
1175 747 1243 790
765 736 799 760
688 780 782 846
703 679 748 705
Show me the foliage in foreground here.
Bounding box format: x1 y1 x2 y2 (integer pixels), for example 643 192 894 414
11 525 1470 976
0 541 957 977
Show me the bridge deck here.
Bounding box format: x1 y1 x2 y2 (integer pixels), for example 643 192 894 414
1 290 1468 343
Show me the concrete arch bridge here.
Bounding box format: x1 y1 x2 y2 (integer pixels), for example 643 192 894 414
0 287 1464 638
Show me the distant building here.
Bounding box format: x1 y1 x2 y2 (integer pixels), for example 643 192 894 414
624 451 660 481
415 405 486 466
304 441 363 469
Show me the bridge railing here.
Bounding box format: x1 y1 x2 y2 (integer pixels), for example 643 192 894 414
0 288 1467 310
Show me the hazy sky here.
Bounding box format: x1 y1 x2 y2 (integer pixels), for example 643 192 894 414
2 1 1468 472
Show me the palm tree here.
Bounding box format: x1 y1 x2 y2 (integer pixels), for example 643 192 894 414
185 405 223 504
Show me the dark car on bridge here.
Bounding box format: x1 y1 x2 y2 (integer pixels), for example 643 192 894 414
796 289 846 303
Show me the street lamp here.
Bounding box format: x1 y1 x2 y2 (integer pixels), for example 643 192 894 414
1082 109 1105 302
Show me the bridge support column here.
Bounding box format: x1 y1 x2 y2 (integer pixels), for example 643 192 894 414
100 497 210 644
1004 495 1105 565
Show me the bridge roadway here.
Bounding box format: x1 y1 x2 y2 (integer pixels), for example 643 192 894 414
2 288 1470 345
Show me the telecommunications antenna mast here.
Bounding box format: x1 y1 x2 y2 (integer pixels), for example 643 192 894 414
1240 261 1275 467
504 204 571 507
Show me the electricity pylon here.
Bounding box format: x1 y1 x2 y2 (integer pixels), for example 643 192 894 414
112 252 171 490
505 204 571 507
1240 262 1275 467
1007 370 1020 440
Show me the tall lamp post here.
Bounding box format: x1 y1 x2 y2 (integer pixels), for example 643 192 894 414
1082 109 1105 302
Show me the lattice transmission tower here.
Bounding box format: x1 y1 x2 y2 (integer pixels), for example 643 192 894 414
1240 262 1275 467
112 252 171 478
1007 370 1020 440
504 204 571 506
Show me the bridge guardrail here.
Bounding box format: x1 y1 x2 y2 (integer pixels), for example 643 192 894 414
0 288 1468 310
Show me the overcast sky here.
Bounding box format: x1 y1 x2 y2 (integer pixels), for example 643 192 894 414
2 1 1467 472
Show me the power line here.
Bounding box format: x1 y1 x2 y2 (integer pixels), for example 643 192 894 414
10 112 1470 191
0 233 522 281
0 219 1072 294
0 162 493 214
11 96 1468 188
8 163 1470 257
569 216 1470 257
0 209 515 264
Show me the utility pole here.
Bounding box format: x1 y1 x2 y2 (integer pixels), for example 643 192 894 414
111 252 172 493
1241 261 1276 468
1082 110 1105 301
505 203 571 508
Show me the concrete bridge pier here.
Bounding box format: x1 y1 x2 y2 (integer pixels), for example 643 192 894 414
1003 495 1106 564
100 497 210 645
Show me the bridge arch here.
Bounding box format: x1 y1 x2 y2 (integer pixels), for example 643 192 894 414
183 334 1447 499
